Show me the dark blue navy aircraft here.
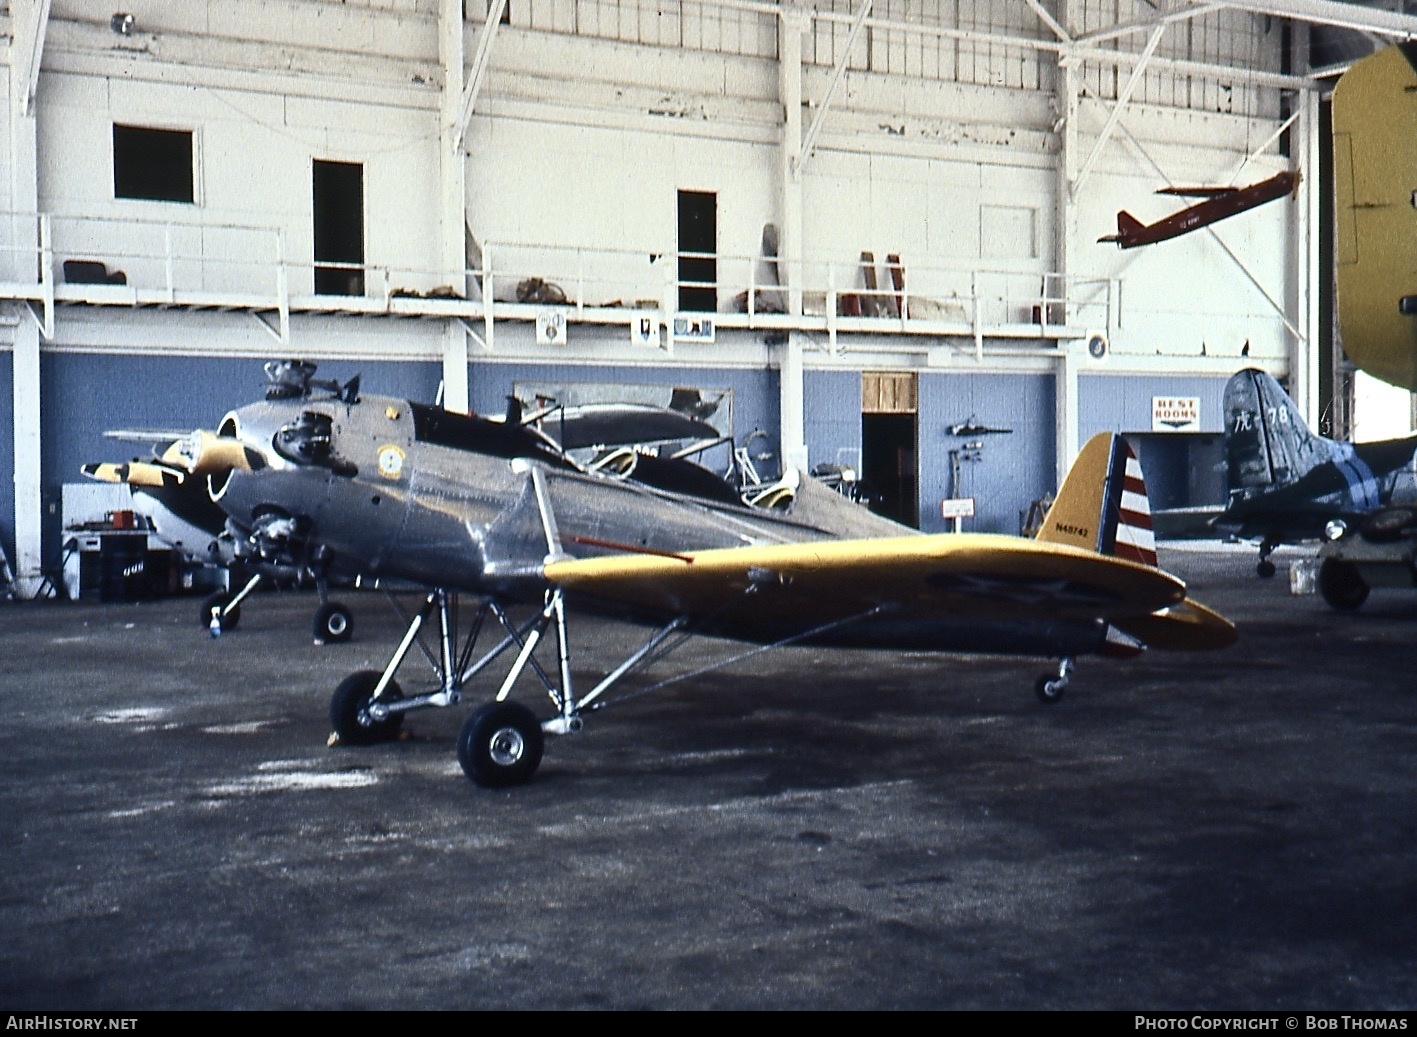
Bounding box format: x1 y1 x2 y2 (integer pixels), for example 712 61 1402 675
1215 368 1417 585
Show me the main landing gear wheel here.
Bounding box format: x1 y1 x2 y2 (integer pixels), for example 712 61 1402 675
1034 674 1066 704
1318 558 1370 612
201 591 240 631
312 601 354 644
458 701 545 788
1256 559 1277 579
330 670 404 745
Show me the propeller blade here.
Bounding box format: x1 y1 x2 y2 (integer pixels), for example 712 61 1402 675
82 460 186 488
161 430 262 475
102 428 189 444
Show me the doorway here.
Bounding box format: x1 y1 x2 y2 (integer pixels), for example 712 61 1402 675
677 189 717 312
313 159 365 296
861 372 919 527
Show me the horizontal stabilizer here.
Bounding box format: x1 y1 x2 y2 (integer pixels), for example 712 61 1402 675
1098 210 1144 244
1108 597 1237 652
1156 186 1237 198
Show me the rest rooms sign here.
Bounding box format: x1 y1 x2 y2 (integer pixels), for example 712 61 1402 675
1152 396 1200 432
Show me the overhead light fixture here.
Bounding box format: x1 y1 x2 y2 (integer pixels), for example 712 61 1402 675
111 13 135 35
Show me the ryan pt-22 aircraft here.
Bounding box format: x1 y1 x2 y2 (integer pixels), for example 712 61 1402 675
87 361 1236 788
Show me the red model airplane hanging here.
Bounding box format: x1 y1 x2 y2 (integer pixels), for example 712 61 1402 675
1099 169 1301 249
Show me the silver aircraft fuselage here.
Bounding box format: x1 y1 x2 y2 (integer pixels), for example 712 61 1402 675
210 389 875 600
206 387 1117 658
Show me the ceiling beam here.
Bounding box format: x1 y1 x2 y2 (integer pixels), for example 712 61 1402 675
454 0 508 152
1072 23 1169 200
1218 0 1417 39
11 0 53 117
794 0 873 179
1076 3 1224 48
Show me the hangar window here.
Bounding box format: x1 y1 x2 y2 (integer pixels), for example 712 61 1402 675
112 124 195 203
677 190 717 313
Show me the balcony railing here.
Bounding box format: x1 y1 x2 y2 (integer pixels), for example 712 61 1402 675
0 210 1117 350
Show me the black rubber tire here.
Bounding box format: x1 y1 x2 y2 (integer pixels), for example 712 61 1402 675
201 591 240 631
1256 559 1277 579
312 601 354 644
1318 557 1370 612
330 670 404 745
457 701 545 788
1362 508 1415 543
1034 674 1065 704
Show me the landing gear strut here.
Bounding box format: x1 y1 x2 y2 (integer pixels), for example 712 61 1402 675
326 588 576 786
202 571 262 635
1256 538 1277 579
326 585 699 787
1034 657 1072 704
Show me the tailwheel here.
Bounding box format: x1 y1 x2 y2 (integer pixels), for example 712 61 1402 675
201 591 240 632
1034 657 1072 704
1034 674 1066 704
458 701 545 788
330 670 404 745
312 601 354 644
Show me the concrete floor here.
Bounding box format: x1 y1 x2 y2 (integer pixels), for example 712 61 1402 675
1 542 1415 1010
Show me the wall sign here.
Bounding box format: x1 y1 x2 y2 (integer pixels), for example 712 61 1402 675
1152 396 1200 432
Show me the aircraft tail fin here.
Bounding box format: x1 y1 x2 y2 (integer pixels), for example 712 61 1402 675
1223 367 1331 495
1035 433 1157 567
1097 210 1144 245
1115 210 1145 238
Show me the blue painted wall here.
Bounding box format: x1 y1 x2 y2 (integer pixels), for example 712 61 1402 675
1079 372 1230 512
918 371 1057 534
1077 373 1228 437
19 356 1234 580
804 369 863 476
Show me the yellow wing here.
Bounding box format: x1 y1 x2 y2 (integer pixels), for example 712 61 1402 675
1332 44 1417 391
544 533 1232 651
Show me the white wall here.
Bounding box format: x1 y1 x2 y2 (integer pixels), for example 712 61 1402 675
3 1 1301 352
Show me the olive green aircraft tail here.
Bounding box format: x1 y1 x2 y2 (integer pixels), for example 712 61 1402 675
1332 43 1417 392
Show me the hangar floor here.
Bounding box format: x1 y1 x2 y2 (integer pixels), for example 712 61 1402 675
2 542 1415 1011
